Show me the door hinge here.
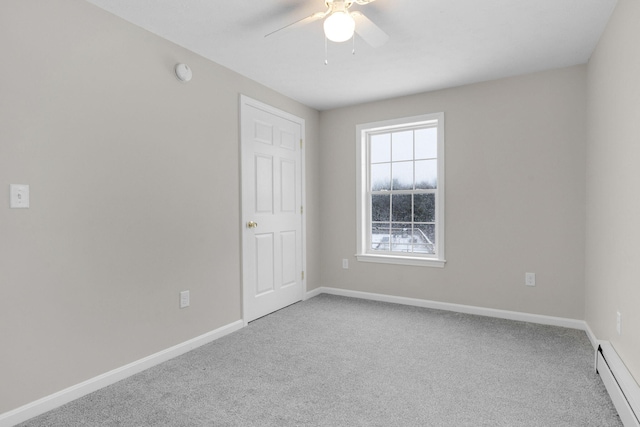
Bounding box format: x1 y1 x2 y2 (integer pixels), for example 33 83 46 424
301 271 305 280
300 139 303 149
300 205 303 215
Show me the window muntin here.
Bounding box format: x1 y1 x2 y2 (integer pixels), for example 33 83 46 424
356 113 445 267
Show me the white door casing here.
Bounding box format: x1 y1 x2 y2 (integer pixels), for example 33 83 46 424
240 96 305 323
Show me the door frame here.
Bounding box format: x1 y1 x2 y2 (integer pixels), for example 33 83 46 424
239 95 307 326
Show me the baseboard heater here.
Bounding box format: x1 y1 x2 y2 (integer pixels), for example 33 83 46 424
596 342 640 427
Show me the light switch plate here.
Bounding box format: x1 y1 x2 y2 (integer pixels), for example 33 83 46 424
10 184 29 208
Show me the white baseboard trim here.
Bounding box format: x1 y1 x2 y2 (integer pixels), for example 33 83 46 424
596 342 640 427
0 320 244 427
307 286 587 331
304 286 323 300
584 321 599 350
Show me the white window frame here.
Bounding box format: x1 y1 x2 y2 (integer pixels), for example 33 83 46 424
356 113 445 268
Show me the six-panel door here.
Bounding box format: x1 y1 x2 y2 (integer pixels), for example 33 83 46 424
241 98 303 322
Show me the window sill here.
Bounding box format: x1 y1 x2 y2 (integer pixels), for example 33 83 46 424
356 254 446 268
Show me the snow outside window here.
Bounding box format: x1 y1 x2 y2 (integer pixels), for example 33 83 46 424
356 113 445 267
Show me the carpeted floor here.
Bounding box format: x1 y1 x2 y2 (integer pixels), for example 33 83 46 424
19 294 621 426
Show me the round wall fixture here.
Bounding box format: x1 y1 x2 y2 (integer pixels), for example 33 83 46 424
174 63 192 82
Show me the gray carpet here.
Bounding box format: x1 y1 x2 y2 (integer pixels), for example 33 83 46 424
19 294 621 426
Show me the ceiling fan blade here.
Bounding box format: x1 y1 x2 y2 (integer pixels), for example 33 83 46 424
265 11 328 38
352 11 389 48
353 0 377 4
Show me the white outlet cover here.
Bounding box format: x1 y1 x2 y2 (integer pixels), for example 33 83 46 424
525 272 536 286
10 184 29 208
180 290 190 308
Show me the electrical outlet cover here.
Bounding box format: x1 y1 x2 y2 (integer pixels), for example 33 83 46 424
180 290 190 308
525 272 536 286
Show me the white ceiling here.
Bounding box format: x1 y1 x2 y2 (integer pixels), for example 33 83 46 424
85 0 617 111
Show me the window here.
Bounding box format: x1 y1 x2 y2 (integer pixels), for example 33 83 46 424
356 113 445 267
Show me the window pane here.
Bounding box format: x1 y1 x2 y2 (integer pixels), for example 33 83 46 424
371 223 391 251
415 159 437 189
371 163 391 191
392 161 413 190
370 133 391 163
392 131 413 161
392 194 412 222
391 223 412 253
415 128 437 159
413 224 436 254
413 193 435 222
371 194 390 221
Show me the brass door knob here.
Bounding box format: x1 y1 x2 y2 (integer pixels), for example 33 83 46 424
247 221 258 229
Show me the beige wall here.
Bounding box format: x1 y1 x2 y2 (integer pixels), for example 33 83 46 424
586 0 640 383
318 66 587 319
0 0 320 413
3 0 638 417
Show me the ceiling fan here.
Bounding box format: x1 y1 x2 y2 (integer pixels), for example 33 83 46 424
265 0 389 48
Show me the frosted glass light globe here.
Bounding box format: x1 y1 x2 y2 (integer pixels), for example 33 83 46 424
323 11 356 43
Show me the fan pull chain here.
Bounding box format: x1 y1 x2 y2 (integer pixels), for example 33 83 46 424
324 36 328 65
323 34 356 64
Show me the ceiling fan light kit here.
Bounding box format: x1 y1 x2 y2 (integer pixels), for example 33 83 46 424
265 0 388 52
324 10 356 42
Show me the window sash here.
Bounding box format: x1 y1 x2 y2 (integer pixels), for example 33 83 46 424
367 196 438 257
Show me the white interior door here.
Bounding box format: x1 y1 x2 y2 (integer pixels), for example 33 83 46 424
240 96 304 323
